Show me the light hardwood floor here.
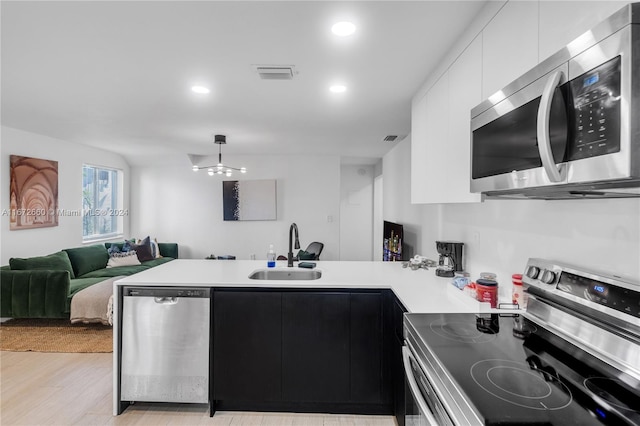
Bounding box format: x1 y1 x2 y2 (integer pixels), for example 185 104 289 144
0 351 397 425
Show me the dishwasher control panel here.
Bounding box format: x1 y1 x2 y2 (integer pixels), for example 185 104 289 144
124 287 211 298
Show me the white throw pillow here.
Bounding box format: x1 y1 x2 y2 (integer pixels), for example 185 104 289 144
107 251 141 268
151 238 162 258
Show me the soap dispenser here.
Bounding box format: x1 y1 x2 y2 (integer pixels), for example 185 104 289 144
267 245 276 268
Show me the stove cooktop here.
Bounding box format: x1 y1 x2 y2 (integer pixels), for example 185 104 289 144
405 312 640 425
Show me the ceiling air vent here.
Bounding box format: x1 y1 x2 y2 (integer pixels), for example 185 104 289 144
383 135 406 142
253 65 297 80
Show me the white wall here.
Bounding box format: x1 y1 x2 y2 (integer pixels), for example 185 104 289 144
130 154 340 261
0 126 130 264
382 136 440 261
339 165 374 261
383 136 640 285
440 198 640 284
373 175 383 261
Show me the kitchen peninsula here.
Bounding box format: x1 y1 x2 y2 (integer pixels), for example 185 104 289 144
112 260 504 419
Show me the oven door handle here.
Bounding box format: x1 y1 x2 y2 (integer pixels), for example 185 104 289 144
536 70 564 183
402 346 439 426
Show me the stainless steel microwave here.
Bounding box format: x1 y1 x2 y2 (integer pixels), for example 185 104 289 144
470 3 640 199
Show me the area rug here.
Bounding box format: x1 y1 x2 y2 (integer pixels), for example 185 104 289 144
0 318 112 353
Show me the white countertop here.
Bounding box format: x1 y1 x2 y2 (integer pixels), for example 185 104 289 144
115 259 507 313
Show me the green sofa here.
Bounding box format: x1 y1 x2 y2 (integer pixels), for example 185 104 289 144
0 241 178 319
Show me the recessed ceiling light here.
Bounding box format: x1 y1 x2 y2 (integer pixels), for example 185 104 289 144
332 21 356 37
191 86 210 94
330 85 347 93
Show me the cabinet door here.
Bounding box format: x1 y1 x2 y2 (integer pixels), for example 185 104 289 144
411 91 430 204
282 292 350 403
538 1 627 61
482 1 538 99
391 294 407 426
350 291 387 404
213 290 282 402
411 73 449 204
447 35 483 204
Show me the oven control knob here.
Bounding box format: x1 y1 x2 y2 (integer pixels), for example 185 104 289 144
525 266 540 279
540 269 556 285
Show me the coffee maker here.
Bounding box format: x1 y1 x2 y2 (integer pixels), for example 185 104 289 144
435 241 464 277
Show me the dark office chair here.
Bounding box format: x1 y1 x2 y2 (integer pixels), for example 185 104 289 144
299 242 324 260
278 242 324 261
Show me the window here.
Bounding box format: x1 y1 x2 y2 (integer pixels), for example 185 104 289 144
82 165 123 241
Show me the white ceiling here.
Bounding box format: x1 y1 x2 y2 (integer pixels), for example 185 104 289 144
1 1 487 166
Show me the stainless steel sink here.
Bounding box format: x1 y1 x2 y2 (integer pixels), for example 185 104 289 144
248 268 322 280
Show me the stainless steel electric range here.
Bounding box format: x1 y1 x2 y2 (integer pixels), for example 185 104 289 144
403 258 640 425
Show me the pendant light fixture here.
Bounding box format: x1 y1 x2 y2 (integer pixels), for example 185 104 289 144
191 134 247 177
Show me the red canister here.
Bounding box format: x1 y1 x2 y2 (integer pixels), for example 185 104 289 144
476 278 498 308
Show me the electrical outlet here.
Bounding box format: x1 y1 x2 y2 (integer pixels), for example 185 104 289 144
327 215 333 223
473 231 480 245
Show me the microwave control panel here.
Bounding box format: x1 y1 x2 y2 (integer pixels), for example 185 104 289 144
568 56 621 161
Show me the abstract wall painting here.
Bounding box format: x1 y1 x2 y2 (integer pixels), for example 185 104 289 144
9 155 59 230
223 179 277 221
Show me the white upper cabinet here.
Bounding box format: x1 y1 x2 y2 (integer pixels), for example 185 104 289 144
410 91 429 204
538 1 628 61
447 36 483 204
482 1 539 99
411 36 482 204
411 74 449 204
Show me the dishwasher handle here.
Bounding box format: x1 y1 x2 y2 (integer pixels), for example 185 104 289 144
154 297 178 305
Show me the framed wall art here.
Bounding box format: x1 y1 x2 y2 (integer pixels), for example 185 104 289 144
9 155 59 230
222 179 277 221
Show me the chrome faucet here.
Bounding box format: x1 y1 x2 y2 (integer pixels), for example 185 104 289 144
288 223 300 267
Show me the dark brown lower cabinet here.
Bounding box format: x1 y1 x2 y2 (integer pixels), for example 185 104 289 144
211 288 393 414
350 292 387 404
282 292 350 403
212 290 282 402
390 293 408 426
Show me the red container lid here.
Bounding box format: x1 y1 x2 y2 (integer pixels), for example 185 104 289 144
512 273 523 285
476 279 498 287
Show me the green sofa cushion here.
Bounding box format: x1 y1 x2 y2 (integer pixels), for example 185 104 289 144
64 245 109 277
9 251 76 279
157 243 178 259
78 265 149 278
141 257 174 268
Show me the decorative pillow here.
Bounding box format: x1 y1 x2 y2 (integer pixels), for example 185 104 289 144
107 244 121 256
64 245 109 277
151 238 162 258
122 240 134 252
9 251 76 279
136 236 162 258
131 243 154 262
107 251 141 268
137 236 153 255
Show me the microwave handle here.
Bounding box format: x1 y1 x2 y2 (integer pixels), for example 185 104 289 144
402 346 439 426
536 70 564 183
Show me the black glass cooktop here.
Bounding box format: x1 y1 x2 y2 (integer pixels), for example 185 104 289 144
405 313 640 425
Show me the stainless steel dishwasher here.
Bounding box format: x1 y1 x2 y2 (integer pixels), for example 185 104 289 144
121 287 210 403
